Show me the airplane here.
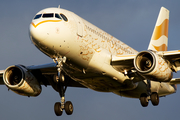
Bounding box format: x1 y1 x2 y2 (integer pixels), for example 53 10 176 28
1 6 180 116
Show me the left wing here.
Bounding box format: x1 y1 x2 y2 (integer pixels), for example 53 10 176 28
158 50 180 72
111 50 180 72
111 54 136 73
111 51 180 83
111 54 146 82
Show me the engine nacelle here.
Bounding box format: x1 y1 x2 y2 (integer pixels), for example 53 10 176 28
134 51 172 82
3 65 41 96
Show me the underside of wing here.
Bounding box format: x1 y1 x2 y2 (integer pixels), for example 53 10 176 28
111 54 136 73
158 50 180 72
27 63 86 88
170 78 180 85
111 54 145 82
1 63 86 88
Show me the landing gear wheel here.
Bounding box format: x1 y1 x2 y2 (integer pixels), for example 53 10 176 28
151 92 159 106
54 102 63 116
53 72 65 83
140 93 149 107
65 101 73 115
58 72 65 83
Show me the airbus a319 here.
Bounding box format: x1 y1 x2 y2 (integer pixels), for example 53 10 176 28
1 6 180 116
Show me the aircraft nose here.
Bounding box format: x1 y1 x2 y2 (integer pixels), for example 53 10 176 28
29 21 49 44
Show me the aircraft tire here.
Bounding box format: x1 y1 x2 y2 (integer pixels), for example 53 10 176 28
65 101 73 115
151 92 159 106
140 93 148 107
54 102 63 116
59 73 65 83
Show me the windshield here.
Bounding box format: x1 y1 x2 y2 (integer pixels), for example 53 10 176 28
42 13 54 18
34 14 42 19
33 13 66 20
55 13 62 19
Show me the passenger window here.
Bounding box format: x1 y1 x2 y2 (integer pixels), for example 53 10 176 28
34 14 42 19
42 13 54 18
60 14 68 21
55 13 62 19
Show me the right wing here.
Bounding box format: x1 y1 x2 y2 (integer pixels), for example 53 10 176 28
0 70 4 84
0 63 86 88
27 63 86 88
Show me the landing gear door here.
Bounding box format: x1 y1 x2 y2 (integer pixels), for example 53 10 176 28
71 13 84 37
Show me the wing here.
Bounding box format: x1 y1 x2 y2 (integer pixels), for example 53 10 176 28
170 78 180 85
111 50 180 83
111 54 136 73
112 50 180 73
27 63 86 88
0 70 4 84
157 50 180 72
111 54 145 82
0 63 86 88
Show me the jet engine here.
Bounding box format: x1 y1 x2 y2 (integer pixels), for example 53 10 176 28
134 51 172 82
3 65 41 96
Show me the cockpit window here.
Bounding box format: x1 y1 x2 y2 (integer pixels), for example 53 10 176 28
34 14 42 19
34 13 68 21
55 13 62 19
60 14 68 22
42 13 54 18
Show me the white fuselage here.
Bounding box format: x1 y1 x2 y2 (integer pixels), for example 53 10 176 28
29 7 176 98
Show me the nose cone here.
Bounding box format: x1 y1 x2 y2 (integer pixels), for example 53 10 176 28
29 22 49 44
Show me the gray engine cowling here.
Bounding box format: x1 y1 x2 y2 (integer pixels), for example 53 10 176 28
3 65 41 96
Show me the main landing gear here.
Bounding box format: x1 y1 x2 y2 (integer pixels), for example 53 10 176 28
139 80 159 107
54 84 74 116
140 92 159 107
53 57 74 116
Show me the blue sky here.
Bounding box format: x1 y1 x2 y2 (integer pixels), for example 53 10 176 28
0 0 180 120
